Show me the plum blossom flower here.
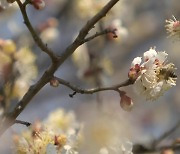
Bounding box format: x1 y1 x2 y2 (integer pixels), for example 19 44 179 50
165 16 180 40
129 47 177 100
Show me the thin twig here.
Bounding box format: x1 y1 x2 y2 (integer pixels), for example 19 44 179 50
82 28 117 44
16 0 58 62
14 120 31 127
54 77 134 94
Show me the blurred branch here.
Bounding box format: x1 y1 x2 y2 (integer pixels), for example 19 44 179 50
0 0 120 136
82 28 117 44
133 144 180 154
54 77 134 96
152 119 180 148
133 120 180 153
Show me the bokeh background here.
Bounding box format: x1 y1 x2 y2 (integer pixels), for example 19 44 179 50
0 0 180 153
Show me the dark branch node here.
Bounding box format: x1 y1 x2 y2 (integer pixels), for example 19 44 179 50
69 91 77 98
15 120 31 127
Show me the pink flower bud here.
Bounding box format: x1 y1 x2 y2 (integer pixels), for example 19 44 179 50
128 66 140 81
120 92 133 111
50 78 59 87
32 0 45 10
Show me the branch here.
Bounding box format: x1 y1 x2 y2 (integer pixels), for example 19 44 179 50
14 120 31 127
133 144 180 154
54 77 134 95
152 119 180 148
15 0 58 62
0 0 120 136
82 28 117 44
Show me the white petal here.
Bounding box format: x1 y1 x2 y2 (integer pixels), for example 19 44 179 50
131 57 142 67
156 52 168 64
143 48 157 61
142 58 156 69
134 77 146 94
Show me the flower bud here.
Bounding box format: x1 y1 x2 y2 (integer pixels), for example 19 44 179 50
120 91 133 111
50 78 59 87
32 0 45 10
128 68 138 81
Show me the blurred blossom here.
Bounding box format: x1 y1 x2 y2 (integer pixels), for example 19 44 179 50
72 44 113 85
39 18 59 43
75 0 123 18
76 0 107 18
0 39 37 115
166 16 180 40
0 0 10 8
80 111 133 154
13 108 133 154
129 47 177 100
107 19 128 42
13 108 81 154
40 27 59 43
13 47 38 98
32 0 45 10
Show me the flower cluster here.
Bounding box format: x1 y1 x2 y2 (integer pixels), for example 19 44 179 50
0 39 37 115
13 109 81 154
13 108 133 154
129 48 177 100
165 16 180 40
76 0 108 18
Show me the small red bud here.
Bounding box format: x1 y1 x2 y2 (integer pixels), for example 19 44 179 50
50 78 59 87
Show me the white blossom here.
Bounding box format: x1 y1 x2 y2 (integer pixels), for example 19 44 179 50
165 15 180 40
129 47 177 100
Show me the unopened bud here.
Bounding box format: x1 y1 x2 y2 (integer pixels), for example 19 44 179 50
50 78 59 87
120 91 133 111
128 68 138 81
32 0 45 10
